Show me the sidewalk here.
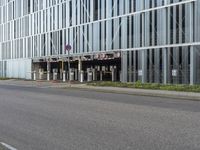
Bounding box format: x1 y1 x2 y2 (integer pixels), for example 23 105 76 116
0 79 71 88
0 79 200 101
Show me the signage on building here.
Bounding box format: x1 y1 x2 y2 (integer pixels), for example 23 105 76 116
138 70 143 76
65 44 72 51
172 69 178 77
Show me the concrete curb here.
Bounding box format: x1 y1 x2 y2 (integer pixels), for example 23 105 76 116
64 85 200 101
0 142 17 150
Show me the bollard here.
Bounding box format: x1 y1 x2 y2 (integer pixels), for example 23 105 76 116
87 70 93 82
112 68 117 82
100 71 103 81
53 69 58 81
63 71 66 82
66 71 69 80
80 71 84 83
47 71 50 81
75 69 78 81
92 69 97 81
120 71 122 82
112 69 115 82
60 69 63 80
33 71 36 81
53 72 58 81
70 71 75 81
39 71 43 80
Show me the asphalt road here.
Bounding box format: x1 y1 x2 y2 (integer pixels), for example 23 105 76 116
0 84 200 150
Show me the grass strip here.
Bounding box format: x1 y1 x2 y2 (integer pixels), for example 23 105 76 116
0 144 9 150
87 81 200 93
0 78 9 80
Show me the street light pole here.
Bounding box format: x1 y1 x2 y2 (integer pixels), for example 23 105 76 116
65 44 72 84
68 49 70 83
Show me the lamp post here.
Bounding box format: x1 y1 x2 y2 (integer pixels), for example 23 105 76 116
65 44 72 83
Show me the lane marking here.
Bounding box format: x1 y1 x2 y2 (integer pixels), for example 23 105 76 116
0 142 17 150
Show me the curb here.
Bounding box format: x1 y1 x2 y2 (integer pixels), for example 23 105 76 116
65 85 200 101
0 142 17 150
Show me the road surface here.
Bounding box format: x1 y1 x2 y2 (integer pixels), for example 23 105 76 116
0 84 200 150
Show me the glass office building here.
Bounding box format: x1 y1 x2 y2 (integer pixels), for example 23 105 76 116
0 0 200 84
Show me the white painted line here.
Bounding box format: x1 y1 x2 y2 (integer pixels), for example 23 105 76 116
0 142 18 150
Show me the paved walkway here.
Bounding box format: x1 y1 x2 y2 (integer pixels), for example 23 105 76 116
0 79 200 100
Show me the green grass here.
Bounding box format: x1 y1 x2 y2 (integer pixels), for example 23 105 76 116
0 77 9 80
87 81 200 93
0 144 8 150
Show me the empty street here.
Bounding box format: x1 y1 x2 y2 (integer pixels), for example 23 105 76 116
0 84 200 150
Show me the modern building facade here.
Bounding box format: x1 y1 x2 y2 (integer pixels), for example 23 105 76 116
0 0 200 84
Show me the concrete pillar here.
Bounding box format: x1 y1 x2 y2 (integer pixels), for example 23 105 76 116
141 10 146 83
163 48 168 84
133 51 137 82
189 2 195 85
121 51 128 82
173 48 179 84
142 50 147 83
182 47 189 84
138 51 143 82
2 62 4 77
167 49 172 84
129 52 133 82
190 46 196 85
149 50 153 83
154 49 160 83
